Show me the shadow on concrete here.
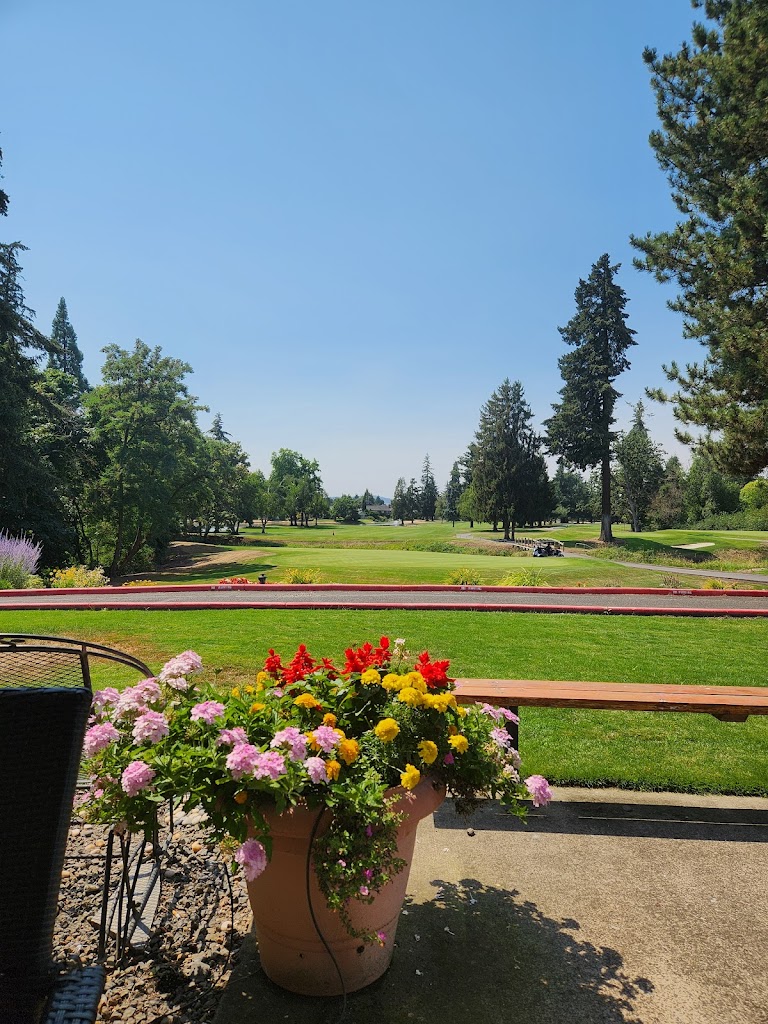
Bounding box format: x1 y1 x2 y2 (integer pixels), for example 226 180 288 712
434 798 768 843
214 878 652 1024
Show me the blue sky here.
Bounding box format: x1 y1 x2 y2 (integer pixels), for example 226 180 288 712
4 1 702 498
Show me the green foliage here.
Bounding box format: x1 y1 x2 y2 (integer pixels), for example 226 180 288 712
445 567 483 585
330 495 361 523
545 254 637 541
498 569 549 587
281 567 323 584
740 478 768 511
50 564 110 588
472 379 547 540
633 1 768 474
48 297 87 391
83 340 204 576
613 403 665 532
420 454 438 521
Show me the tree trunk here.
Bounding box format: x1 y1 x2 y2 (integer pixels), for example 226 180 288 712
599 451 613 543
502 514 510 541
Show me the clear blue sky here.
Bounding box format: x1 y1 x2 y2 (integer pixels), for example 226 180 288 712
4 1 702 498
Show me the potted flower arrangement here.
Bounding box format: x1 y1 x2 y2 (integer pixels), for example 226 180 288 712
81 637 551 995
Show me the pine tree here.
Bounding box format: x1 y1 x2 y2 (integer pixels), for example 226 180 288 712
613 403 665 532
48 297 88 391
632 1 768 475
473 379 543 541
442 461 462 525
419 454 438 521
391 477 407 522
544 254 636 542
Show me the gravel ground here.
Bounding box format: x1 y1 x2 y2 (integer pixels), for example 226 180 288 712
54 809 253 1024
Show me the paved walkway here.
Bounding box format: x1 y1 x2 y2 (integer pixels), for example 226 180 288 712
213 787 768 1024
3 584 768 616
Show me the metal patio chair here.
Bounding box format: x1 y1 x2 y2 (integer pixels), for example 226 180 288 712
0 634 152 1024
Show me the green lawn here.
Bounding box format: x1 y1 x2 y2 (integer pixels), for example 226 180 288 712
147 543 667 587
5 608 767 796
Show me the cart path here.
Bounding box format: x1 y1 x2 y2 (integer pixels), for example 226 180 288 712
3 584 768 616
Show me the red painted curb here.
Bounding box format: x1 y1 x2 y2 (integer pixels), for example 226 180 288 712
1 600 767 617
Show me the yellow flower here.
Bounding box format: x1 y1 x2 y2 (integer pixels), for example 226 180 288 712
425 693 456 713
338 738 360 764
381 673 404 691
448 734 469 754
405 671 428 693
249 702 265 714
417 740 438 765
326 759 341 781
361 668 382 685
448 724 459 736
400 764 421 790
397 687 423 707
374 718 400 743
322 713 337 727
334 728 346 742
294 693 319 709
244 684 255 695
231 687 241 699
457 706 468 717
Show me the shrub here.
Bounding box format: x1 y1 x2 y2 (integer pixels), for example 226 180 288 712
497 569 550 587
701 578 733 590
281 568 323 584
0 531 43 589
218 576 251 585
50 565 111 588
661 573 684 588
122 579 158 587
445 568 483 585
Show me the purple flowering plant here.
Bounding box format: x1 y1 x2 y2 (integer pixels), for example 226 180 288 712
80 637 551 942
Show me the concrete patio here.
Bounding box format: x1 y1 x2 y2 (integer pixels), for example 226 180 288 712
213 787 768 1024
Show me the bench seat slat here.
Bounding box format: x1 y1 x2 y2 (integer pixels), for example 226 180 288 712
453 678 768 718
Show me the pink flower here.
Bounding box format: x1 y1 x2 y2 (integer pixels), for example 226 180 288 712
160 651 203 682
490 726 512 748
190 700 226 725
114 686 149 718
305 757 328 784
121 761 156 797
525 774 554 808
91 688 120 712
365 825 373 837
83 722 120 757
252 751 287 781
217 727 249 747
376 931 387 945
227 743 261 780
338 859 347 867
310 725 339 754
133 678 163 706
364 868 374 881
132 710 169 745
235 839 268 881
359 885 369 896
443 753 455 765
480 703 519 724
271 727 308 761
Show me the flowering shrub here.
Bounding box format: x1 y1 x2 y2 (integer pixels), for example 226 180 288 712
281 567 322 584
81 637 551 943
50 565 110 588
122 579 158 588
218 576 251 585
0 530 43 589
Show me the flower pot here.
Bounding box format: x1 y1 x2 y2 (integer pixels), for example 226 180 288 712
245 777 445 996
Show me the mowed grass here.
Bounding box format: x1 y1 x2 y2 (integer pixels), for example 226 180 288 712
4 608 766 796
148 544 667 587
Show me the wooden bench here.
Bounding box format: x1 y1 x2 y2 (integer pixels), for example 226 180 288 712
453 678 768 747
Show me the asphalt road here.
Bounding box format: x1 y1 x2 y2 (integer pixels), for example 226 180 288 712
3 584 768 615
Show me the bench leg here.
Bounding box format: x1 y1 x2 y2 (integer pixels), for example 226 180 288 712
506 707 519 751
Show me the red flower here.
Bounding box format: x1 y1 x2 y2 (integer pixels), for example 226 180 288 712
343 636 392 674
283 643 316 684
415 650 451 690
264 648 284 678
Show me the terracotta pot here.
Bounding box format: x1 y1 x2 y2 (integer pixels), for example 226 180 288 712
246 777 445 995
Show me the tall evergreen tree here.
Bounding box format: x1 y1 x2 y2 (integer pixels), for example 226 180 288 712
391 477 407 522
544 254 636 542
419 454 438 521
48 297 87 391
632 0 768 475
613 403 665 533
473 379 542 541
442 461 462 525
